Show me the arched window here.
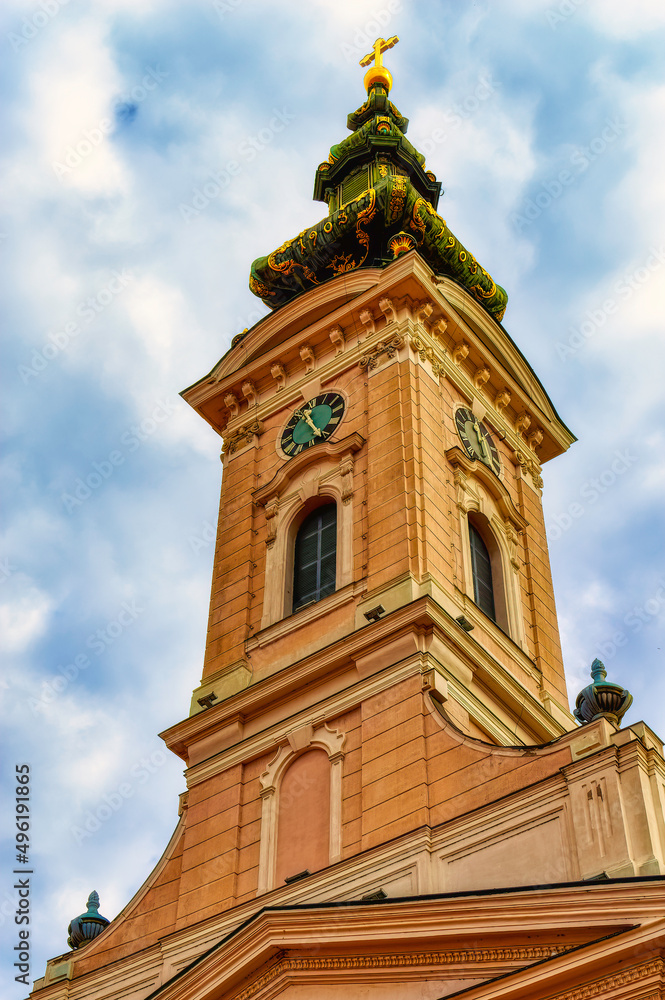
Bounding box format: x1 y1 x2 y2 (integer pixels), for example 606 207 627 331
293 504 337 612
469 522 496 622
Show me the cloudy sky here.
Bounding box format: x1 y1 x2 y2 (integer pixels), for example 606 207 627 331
1 0 664 991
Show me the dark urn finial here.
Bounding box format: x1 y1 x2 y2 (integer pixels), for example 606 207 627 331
574 658 633 727
67 890 110 950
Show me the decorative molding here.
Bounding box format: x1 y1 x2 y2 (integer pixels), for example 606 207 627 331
242 380 258 406
270 363 286 391
528 427 544 451
452 340 470 365
431 316 448 339
222 420 264 456
473 365 491 389
379 296 397 324
253 433 365 630
414 299 434 323
329 325 345 355
224 392 240 418
410 335 445 377
358 308 375 334
446 446 528 533
516 450 543 491
340 456 355 505
253 433 365 507
387 231 417 257
515 410 531 435
495 387 511 413
299 344 316 373
230 946 569 1000
359 335 404 370
264 496 279 548
548 959 663 1000
447 444 528 647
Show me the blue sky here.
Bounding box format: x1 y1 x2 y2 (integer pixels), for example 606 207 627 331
1 0 664 991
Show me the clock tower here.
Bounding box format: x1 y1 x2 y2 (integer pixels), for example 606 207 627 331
34 39 665 1000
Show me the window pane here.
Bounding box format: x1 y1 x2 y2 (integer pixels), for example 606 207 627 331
469 523 496 621
293 505 337 612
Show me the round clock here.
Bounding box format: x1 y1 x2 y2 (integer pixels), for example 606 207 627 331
454 407 501 475
280 392 345 457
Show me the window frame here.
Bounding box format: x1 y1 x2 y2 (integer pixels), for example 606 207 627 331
465 512 511 634
253 433 363 631
469 520 496 622
291 502 338 614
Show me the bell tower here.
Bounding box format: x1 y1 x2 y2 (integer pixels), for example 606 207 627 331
34 39 665 1000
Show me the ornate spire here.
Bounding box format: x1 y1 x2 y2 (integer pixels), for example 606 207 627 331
67 890 110 950
248 40 508 323
574 658 633 728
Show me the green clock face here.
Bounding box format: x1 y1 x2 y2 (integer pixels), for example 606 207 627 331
454 407 501 475
281 392 345 457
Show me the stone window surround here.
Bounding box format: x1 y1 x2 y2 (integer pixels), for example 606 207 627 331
257 723 346 893
253 433 364 630
447 446 527 649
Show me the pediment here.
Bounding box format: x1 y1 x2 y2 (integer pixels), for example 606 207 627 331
145 884 664 1000
253 433 364 507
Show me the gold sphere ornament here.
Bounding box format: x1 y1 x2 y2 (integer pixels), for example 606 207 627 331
359 36 399 94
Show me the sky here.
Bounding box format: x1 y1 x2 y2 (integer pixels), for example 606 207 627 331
1 0 664 992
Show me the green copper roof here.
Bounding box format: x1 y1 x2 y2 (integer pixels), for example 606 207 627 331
249 72 508 323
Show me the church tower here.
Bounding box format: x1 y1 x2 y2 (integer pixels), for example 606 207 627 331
33 39 665 1000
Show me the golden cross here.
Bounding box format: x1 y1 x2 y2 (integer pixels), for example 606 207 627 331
359 35 399 70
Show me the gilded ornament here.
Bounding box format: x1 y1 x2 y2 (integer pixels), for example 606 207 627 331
388 232 416 258
231 329 248 347
359 35 399 93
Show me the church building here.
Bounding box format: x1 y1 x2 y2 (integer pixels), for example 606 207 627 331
32 38 665 1000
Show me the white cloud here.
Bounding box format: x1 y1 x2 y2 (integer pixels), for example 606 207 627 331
0 587 52 653
26 18 130 198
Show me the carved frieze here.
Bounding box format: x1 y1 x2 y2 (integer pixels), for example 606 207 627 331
359 335 404 370
230 947 570 1000
222 420 264 456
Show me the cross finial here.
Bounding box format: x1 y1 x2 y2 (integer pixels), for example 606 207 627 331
359 36 399 93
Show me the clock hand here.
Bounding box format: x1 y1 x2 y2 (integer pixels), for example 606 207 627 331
295 407 323 437
472 419 489 460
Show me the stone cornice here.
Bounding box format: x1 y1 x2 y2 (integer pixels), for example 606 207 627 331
159 595 571 768
37 879 665 1000
229 947 565 1000
180 255 575 464
138 890 665 1000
